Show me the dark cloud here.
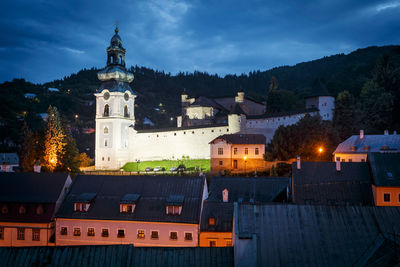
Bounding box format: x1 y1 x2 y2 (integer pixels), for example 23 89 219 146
0 0 399 83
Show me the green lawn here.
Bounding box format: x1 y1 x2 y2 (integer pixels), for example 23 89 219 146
122 159 210 172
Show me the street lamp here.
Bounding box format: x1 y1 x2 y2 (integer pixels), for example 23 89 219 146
317 147 323 161
136 159 140 174
243 156 247 175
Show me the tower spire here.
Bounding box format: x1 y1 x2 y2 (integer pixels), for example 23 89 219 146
115 20 119 34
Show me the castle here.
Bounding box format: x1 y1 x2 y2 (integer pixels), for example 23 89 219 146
95 28 335 170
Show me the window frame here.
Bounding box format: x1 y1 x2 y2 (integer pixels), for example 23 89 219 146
117 229 125 238
32 229 40 241
208 217 216 226
0 227 4 240
73 227 81 237
255 147 259 155
169 231 178 240
184 232 193 241
151 230 159 239
137 229 145 239
17 228 25 240
384 193 391 202
87 228 95 237
244 148 248 155
60 227 68 236
218 147 224 155
101 228 109 237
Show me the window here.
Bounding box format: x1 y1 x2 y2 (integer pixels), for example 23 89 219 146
170 232 178 240
208 217 216 225
73 228 81 236
384 193 391 202
0 227 3 240
117 229 125 238
108 157 110 161
399 193 400 203
87 228 95 237
245 148 248 155
255 148 259 155
120 204 135 213
104 104 110 116
1 205 8 214
219 161 223 166
104 127 109 134
102 229 109 237
361 159 365 162
348 159 352 162
104 139 108 147
151 231 159 239
17 228 25 240
233 148 238 155
233 160 238 169
36 205 44 215
137 230 145 239
74 203 89 212
185 232 192 241
209 240 216 247
124 105 129 117
226 239 232 247
218 148 223 155
19 205 26 215
32 229 40 241
166 205 181 215
61 227 68 235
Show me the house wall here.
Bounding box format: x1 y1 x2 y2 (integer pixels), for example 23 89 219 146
0 222 53 247
186 106 214 119
55 218 198 247
373 186 400 206
332 153 367 162
199 232 232 247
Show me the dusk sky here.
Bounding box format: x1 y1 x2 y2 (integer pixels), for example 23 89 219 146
1 0 399 84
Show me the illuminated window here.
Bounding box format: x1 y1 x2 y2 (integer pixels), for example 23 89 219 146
208 217 216 225
0 227 4 240
36 205 44 215
87 228 95 237
102 229 109 237
151 231 159 239
117 229 125 238
218 148 223 155
384 193 390 202
17 228 25 240
245 148 248 155
234 148 238 155
120 204 135 213
166 205 181 215
185 232 192 241
226 239 232 247
170 232 178 240
73 228 81 236
74 203 89 212
32 229 40 241
255 148 259 155
209 240 216 247
104 127 108 134
19 205 26 215
137 230 145 239
61 227 67 235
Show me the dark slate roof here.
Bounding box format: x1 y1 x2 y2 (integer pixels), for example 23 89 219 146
0 173 70 203
369 153 400 187
235 204 400 267
246 107 319 119
56 175 205 224
229 103 246 115
190 96 228 111
200 201 233 232
97 78 134 93
207 177 289 203
0 153 19 164
292 162 374 205
209 134 266 145
334 134 400 154
136 123 228 133
0 245 233 267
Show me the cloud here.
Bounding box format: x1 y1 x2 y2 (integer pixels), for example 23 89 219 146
375 1 400 12
60 47 85 54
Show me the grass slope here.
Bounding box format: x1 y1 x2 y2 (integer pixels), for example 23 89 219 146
122 159 210 172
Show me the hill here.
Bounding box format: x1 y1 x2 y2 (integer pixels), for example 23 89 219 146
1 45 399 155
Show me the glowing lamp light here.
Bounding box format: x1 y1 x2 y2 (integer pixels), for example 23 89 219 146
50 158 55 163
243 156 247 161
318 147 323 153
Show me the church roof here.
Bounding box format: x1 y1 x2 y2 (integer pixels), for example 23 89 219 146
97 79 134 94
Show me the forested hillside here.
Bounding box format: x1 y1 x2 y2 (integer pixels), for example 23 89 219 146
1 45 399 157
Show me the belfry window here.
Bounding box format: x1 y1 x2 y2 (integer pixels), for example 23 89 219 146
104 104 110 117
124 106 129 117
104 127 109 134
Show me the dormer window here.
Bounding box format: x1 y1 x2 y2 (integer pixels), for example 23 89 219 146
1 204 8 214
19 205 26 215
166 195 184 215
209 217 216 226
74 193 96 213
120 194 140 213
36 205 44 215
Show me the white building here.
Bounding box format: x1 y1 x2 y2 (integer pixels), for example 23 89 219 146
95 27 335 170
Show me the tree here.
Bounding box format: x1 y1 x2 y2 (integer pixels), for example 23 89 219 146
78 152 92 167
43 106 66 172
59 126 80 172
19 122 37 172
269 76 279 91
333 91 358 140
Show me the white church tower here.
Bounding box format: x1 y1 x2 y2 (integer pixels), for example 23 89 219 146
95 26 136 169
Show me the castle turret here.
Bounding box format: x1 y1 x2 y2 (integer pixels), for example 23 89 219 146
228 103 246 133
305 80 334 121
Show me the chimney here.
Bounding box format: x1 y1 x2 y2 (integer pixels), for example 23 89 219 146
384 130 389 135
222 188 229 203
360 130 364 139
296 156 301 170
336 157 341 172
33 160 41 173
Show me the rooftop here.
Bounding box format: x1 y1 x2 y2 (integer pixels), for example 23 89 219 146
56 175 205 224
334 133 400 154
200 201 233 232
369 152 400 187
209 134 266 145
246 107 319 120
292 161 374 205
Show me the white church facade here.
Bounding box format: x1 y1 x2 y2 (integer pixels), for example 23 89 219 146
95 28 335 170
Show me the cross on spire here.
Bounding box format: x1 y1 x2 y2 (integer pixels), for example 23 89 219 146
115 20 119 34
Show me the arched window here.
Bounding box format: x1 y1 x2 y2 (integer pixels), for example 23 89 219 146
120 55 123 64
104 127 109 134
104 104 109 116
124 105 129 117
19 205 26 215
36 205 44 215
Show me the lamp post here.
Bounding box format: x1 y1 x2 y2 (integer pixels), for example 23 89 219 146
137 159 140 174
243 156 247 176
318 147 323 161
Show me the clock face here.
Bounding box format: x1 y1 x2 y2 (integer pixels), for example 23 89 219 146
104 92 110 100
124 93 129 101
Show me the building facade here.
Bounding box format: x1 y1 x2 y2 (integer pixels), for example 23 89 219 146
95 28 335 170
